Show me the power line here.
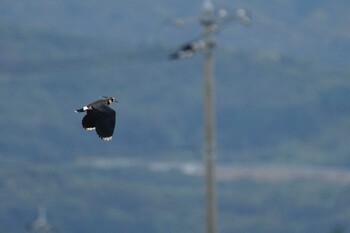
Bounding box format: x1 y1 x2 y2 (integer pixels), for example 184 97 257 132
0 46 175 74
0 18 251 75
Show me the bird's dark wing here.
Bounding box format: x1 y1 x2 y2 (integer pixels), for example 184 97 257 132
82 110 99 130
93 105 116 140
182 43 193 51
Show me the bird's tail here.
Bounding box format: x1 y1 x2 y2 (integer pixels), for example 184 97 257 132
74 108 84 113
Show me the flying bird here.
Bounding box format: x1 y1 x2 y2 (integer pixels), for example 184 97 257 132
169 40 207 60
75 97 117 141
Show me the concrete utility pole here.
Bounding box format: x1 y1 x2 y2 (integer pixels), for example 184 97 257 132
169 3 251 233
200 1 217 233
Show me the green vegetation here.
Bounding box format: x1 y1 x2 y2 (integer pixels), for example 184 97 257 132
1 29 350 166
1 159 349 233
1 26 350 232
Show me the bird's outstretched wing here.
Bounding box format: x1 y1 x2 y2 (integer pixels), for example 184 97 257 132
93 105 116 141
82 110 99 130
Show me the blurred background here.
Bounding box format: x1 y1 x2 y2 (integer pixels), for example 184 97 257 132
1 0 350 232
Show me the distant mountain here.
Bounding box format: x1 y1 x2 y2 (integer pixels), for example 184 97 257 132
0 0 349 64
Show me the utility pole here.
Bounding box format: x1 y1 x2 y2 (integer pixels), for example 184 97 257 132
169 3 251 233
201 1 217 233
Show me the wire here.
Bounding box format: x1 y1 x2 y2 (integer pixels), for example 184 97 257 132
0 46 176 74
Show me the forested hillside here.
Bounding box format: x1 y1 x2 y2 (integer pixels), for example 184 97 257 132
1 0 349 63
1 23 350 165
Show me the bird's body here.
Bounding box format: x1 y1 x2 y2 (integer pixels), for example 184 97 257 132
75 97 117 141
169 40 207 59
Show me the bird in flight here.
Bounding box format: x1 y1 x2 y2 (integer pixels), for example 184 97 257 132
169 39 207 60
75 96 118 141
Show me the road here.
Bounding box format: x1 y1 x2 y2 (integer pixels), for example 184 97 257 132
75 157 350 183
